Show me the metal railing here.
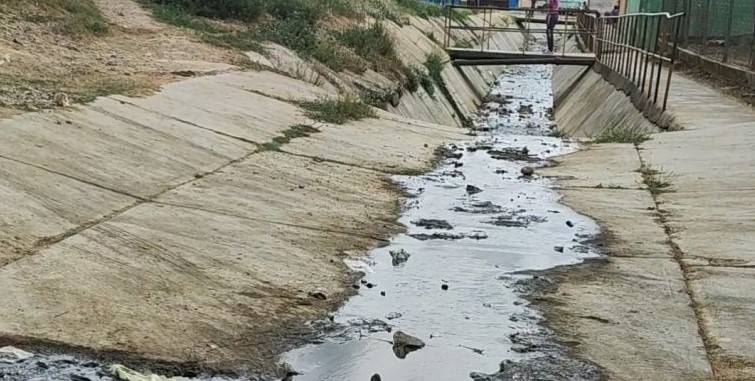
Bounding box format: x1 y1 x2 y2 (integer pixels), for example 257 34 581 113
441 6 685 111
581 12 686 110
645 0 754 70
442 5 600 56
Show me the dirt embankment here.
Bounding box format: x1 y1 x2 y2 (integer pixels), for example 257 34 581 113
0 0 242 117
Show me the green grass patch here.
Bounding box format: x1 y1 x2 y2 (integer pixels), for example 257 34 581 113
593 127 651 145
395 0 469 23
333 23 401 75
424 52 444 84
298 98 377 124
403 64 434 96
638 165 676 195
262 124 320 151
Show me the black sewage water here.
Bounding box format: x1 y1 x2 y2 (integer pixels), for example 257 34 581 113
282 64 600 380
0 65 601 381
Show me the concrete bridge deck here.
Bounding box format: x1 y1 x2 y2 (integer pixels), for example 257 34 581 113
446 48 597 66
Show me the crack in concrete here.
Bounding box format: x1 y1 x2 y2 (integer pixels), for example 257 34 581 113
110 97 262 146
634 146 720 379
0 121 400 272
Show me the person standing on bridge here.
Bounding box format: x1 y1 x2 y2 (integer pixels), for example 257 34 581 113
546 0 560 52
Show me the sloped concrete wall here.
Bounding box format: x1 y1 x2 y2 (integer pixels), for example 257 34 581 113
552 39 659 137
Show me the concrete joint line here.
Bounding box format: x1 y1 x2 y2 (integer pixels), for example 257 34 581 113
634 146 719 378
0 146 261 269
111 97 261 146
152 200 391 243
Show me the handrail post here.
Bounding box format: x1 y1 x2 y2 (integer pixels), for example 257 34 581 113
722 0 735 64
663 14 683 111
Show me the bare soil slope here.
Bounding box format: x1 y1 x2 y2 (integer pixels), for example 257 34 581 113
0 0 242 117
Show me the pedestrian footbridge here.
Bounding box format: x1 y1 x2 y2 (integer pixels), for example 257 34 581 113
442 5 686 111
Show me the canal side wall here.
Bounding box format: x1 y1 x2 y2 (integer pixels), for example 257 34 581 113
0 10 525 376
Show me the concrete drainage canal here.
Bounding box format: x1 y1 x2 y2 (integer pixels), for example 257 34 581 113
0 65 605 381
282 64 605 381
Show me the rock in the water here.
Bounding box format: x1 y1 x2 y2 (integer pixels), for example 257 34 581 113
566 220 574 227
469 355 604 381
412 219 453 230
389 249 411 266
554 246 564 253
466 184 483 194
521 166 535 176
441 284 449 290
0 346 34 362
392 331 426 359
371 374 382 381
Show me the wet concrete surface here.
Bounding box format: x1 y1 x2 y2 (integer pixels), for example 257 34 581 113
283 64 603 380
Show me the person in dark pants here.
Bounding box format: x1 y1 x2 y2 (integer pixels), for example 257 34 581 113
545 0 560 52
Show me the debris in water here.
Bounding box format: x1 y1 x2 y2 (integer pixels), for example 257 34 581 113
409 232 466 241
466 184 483 194
0 346 34 363
521 166 535 176
110 364 178 381
467 230 489 240
412 219 453 230
488 148 538 162
389 249 411 265
386 312 403 320
392 331 426 359
459 345 485 355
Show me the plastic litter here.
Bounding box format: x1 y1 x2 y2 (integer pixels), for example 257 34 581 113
0 346 34 363
109 364 177 381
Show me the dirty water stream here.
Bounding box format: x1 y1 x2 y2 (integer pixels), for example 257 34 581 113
0 65 601 381
282 64 601 380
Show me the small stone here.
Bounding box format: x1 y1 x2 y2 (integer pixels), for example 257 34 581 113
521 166 535 176
466 184 483 194
566 220 574 227
554 246 564 253
308 291 327 300
389 249 410 266
386 312 403 320
365 282 375 289
392 331 426 359
441 284 449 290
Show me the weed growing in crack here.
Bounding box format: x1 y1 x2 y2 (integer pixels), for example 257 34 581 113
638 165 676 195
261 124 320 151
298 98 377 124
593 127 651 145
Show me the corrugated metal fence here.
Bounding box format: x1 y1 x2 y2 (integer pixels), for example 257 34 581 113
639 0 755 69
